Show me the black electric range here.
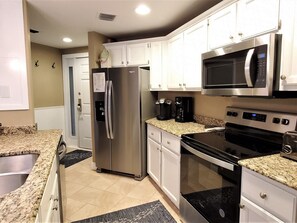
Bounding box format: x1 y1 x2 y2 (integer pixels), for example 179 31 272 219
180 107 297 223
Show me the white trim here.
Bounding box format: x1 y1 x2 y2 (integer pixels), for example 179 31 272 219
62 52 89 148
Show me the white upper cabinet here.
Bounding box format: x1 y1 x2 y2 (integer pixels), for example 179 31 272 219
0 0 29 110
183 20 208 90
150 41 167 91
167 20 207 91
126 42 150 66
167 33 184 89
104 42 150 67
237 0 280 40
278 0 297 90
208 4 237 50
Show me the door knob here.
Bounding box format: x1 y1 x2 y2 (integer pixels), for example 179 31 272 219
77 98 82 112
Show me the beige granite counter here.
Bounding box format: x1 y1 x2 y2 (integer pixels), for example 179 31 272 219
0 130 62 223
239 154 297 191
146 118 207 137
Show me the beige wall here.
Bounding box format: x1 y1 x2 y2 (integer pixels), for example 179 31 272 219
159 91 297 120
0 0 34 126
31 43 64 108
88 31 108 162
61 46 88 55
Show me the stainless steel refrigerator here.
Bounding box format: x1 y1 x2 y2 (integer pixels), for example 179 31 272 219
92 67 157 180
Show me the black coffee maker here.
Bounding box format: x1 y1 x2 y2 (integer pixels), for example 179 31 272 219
156 98 172 120
175 97 193 122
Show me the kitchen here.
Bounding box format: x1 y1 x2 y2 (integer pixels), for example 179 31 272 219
1 0 297 222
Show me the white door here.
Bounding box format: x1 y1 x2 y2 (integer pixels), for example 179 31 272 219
147 138 161 186
62 53 91 150
75 57 92 149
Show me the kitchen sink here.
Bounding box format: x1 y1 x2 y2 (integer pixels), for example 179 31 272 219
0 154 39 196
0 173 29 196
0 154 39 174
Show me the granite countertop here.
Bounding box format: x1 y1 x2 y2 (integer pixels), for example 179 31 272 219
146 118 207 137
0 130 62 223
239 154 297 191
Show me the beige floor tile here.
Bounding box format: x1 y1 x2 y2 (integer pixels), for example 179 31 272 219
68 203 105 222
63 197 86 220
65 170 100 186
65 181 85 197
88 175 119 190
126 177 159 200
105 177 138 195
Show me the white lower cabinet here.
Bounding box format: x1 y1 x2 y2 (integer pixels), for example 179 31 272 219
147 124 180 208
240 167 297 223
36 155 61 223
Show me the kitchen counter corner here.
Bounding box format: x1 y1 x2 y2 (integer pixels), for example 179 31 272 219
0 129 62 223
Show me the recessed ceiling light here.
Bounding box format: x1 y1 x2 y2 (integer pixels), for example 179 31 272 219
135 4 151 15
63 37 72 43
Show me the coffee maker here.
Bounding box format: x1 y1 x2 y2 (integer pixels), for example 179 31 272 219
156 98 172 120
175 97 193 122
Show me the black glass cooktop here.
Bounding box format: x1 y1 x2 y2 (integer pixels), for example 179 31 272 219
182 123 283 163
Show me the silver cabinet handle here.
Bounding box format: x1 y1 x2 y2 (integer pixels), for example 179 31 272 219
259 192 267 199
244 49 255 87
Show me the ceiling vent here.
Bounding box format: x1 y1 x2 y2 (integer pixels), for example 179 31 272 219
99 13 116 21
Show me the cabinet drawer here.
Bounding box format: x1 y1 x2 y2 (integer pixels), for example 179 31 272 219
242 170 296 222
147 125 161 143
162 131 180 155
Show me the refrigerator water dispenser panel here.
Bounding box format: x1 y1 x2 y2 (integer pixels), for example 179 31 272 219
95 101 105 121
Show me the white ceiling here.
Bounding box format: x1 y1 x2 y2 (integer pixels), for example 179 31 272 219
27 0 222 49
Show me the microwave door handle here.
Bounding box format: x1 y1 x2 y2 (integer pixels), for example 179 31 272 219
104 81 110 139
244 49 255 87
181 142 234 171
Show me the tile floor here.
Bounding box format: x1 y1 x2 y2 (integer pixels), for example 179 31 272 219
63 156 182 222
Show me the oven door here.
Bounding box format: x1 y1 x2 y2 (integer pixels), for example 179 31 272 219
180 141 241 223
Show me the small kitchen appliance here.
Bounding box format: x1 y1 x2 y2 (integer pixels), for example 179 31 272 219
175 97 193 122
281 131 297 161
180 107 297 223
156 98 172 120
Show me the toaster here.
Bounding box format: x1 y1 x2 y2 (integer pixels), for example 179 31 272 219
280 131 297 162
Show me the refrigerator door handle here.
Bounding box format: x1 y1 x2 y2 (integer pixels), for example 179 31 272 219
108 81 114 139
104 80 110 139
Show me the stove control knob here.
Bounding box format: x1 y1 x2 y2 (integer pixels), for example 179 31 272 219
282 145 292 154
281 119 290 125
226 111 232 116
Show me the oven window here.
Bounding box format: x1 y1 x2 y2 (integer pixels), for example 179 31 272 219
181 148 240 223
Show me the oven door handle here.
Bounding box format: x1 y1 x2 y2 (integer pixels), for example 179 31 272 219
181 142 234 171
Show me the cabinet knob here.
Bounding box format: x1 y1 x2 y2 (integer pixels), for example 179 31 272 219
229 35 234 40
179 83 182 87
127 61 129 65
259 192 267 199
151 132 154 136
121 61 124 65
183 83 186 86
238 32 243 36
167 141 170 145
281 75 287 80
239 204 245 209
158 84 161 87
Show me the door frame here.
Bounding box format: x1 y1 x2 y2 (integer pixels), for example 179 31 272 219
62 52 89 148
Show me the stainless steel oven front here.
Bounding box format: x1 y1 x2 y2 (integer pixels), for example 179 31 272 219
180 141 241 223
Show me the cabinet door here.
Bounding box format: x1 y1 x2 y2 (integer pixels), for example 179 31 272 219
150 42 164 90
237 0 280 40
126 42 150 66
278 0 297 90
106 45 126 67
183 20 208 90
208 3 237 50
167 33 184 89
161 146 180 208
147 138 161 186
240 196 284 223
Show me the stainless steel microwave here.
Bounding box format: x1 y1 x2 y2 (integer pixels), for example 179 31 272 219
202 33 281 97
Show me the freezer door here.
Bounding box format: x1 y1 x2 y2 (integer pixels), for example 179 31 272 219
109 67 141 176
93 68 111 171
